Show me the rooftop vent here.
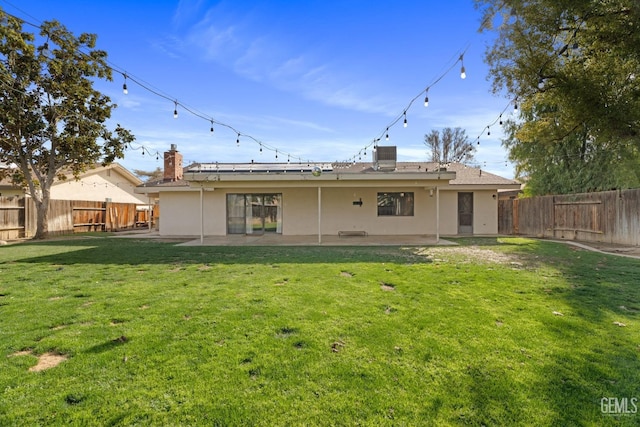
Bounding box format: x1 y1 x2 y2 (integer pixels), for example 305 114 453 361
373 146 397 171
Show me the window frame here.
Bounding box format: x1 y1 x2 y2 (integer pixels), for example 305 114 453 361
377 192 414 217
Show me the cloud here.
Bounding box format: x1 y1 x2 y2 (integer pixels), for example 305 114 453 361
172 0 206 28
179 6 398 116
259 116 335 133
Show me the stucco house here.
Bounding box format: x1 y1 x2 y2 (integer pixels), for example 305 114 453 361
0 163 147 204
136 145 520 242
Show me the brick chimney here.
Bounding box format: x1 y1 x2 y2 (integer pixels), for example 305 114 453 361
163 144 183 181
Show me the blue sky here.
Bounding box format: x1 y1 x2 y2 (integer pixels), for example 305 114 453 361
7 0 516 178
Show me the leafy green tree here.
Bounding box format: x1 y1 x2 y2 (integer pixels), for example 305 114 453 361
0 9 134 238
424 127 475 166
476 0 640 195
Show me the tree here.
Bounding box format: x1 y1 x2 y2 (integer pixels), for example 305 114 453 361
475 0 640 195
0 9 134 238
424 127 475 165
133 167 164 183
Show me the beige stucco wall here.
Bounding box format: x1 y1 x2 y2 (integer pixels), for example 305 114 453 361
437 189 498 235
157 185 477 237
50 169 146 204
472 190 499 234
437 190 459 235
159 192 202 236
156 180 502 237
318 187 437 235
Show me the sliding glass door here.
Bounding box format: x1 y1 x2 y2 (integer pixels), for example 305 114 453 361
227 193 282 234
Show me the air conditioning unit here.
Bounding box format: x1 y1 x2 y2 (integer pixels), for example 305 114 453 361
373 146 397 171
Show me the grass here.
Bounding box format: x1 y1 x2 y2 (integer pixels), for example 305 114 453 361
0 236 639 425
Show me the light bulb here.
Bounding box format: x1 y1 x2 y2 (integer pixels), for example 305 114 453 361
173 101 178 119
403 112 408 128
123 83 128 95
424 94 429 107
538 78 545 89
460 66 466 79
385 128 389 141
210 121 214 133
236 133 240 146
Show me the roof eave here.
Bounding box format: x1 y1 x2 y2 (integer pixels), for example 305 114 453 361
183 171 456 182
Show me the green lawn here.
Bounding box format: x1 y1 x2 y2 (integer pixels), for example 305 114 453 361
1 236 639 426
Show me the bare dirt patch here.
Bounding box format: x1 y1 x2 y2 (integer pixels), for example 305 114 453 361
380 282 396 291
29 352 68 372
9 350 32 357
415 246 520 265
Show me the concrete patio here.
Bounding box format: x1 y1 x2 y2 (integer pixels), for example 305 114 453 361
116 231 457 246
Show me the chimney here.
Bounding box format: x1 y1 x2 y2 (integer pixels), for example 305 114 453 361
164 144 183 181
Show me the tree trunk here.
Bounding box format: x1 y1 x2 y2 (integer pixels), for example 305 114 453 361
33 190 50 240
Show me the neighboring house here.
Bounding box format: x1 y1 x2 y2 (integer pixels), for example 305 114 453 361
136 146 521 240
0 163 147 204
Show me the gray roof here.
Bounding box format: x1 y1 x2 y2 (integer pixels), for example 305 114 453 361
136 161 519 189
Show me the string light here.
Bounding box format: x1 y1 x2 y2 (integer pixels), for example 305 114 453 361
424 88 429 107
460 54 466 79
6 8 504 172
122 74 128 95
5 7 502 170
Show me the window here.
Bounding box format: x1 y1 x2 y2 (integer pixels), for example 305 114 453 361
377 192 414 216
226 193 282 234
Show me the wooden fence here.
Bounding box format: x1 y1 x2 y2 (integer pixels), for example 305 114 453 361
499 188 640 246
0 196 153 240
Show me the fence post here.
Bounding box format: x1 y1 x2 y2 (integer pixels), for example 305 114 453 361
104 199 112 232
